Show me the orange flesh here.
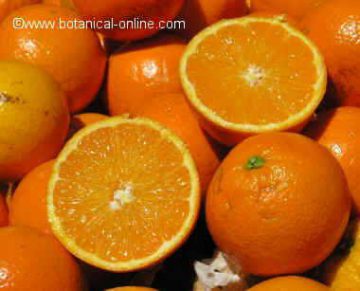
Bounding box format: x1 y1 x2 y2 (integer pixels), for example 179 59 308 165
52 124 192 262
186 21 318 125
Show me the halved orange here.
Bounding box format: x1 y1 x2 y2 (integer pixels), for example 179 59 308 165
180 16 327 145
47 117 200 272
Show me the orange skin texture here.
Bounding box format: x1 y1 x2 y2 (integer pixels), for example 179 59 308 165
248 276 329 291
69 113 108 137
0 0 41 21
0 227 85 290
0 191 8 227
179 0 248 39
206 133 351 276
10 160 54 234
305 107 360 213
108 34 186 116
138 93 220 191
0 4 107 113
249 0 326 20
72 0 185 41
0 61 69 181
301 0 360 106
43 0 75 9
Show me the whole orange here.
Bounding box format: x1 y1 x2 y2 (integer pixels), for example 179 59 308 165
206 133 351 276
138 93 220 191
0 190 8 227
0 4 106 112
10 160 54 234
305 107 360 213
178 0 248 39
72 0 185 41
108 34 186 116
0 0 40 21
249 0 326 20
0 226 85 290
0 61 69 181
301 0 360 106
248 276 329 291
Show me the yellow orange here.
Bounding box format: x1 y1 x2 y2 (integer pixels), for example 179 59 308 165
0 61 69 181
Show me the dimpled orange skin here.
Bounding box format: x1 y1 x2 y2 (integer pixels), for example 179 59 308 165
139 93 220 191
43 0 75 8
0 226 85 290
301 0 360 106
305 107 360 213
206 133 351 276
10 160 54 234
178 0 248 39
248 276 329 291
108 34 186 116
72 0 185 41
0 61 69 181
0 0 41 21
0 4 107 113
249 0 326 20
0 191 8 227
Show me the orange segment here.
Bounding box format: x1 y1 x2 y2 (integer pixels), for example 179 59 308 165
48 117 200 272
180 16 327 145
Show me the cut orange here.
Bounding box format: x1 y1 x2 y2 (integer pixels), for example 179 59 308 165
180 16 327 145
47 117 200 272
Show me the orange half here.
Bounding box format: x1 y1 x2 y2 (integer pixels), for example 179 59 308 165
180 16 327 145
47 117 200 272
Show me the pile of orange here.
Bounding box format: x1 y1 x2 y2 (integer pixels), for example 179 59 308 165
0 0 359 290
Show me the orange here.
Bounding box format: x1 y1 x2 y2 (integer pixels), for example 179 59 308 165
305 107 360 213
324 220 360 290
206 133 350 276
0 61 69 181
248 276 329 291
178 0 248 39
48 116 201 272
301 0 360 106
72 0 185 41
180 16 327 145
69 113 109 137
10 160 54 234
0 190 8 227
43 0 75 8
0 226 85 290
138 93 220 191
249 0 326 20
107 288 157 291
108 34 186 116
0 0 40 21
0 4 106 112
